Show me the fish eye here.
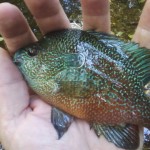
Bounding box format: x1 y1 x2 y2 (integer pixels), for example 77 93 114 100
27 48 38 57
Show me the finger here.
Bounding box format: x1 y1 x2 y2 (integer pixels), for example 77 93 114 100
0 3 37 54
132 0 150 48
0 48 30 119
24 0 71 34
81 0 110 32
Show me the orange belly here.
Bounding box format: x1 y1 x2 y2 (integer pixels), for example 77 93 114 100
41 92 145 126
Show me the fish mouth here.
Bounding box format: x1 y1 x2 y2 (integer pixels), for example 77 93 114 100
13 60 21 66
13 53 22 67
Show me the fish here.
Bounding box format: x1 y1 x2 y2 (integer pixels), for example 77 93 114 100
13 29 150 150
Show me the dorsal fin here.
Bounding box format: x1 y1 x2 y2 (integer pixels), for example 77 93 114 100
87 30 124 44
88 31 150 83
88 30 150 98
121 42 150 85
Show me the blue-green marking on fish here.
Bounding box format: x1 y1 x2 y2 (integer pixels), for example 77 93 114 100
13 29 150 150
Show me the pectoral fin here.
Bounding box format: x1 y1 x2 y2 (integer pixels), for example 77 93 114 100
51 107 74 139
91 123 139 150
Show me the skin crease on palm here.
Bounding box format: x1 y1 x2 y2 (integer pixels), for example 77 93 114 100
0 0 149 150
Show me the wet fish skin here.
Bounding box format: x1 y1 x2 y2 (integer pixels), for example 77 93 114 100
13 29 150 149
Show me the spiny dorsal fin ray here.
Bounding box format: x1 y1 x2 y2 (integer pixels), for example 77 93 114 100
87 30 150 97
88 31 150 85
87 31 119 40
122 42 150 84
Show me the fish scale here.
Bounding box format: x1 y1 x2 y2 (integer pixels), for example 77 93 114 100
13 29 150 149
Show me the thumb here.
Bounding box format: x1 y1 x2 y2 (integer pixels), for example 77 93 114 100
0 48 30 119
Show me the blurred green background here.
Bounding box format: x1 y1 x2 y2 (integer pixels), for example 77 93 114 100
0 0 145 48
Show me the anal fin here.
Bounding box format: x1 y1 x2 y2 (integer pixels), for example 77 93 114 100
51 107 74 139
91 123 139 150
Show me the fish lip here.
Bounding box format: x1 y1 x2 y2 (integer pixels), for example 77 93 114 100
13 53 22 67
13 60 21 66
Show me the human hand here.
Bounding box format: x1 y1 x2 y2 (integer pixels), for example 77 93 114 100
0 0 148 150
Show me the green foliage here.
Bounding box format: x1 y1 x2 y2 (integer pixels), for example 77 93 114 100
138 0 145 3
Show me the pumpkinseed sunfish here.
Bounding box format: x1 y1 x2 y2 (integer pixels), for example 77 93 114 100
13 29 150 150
